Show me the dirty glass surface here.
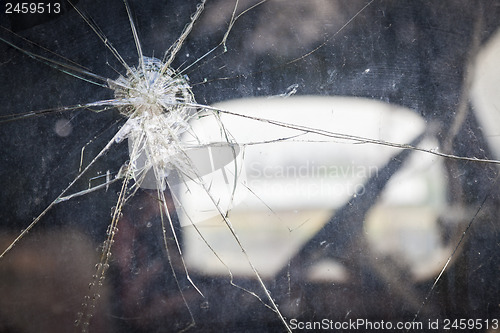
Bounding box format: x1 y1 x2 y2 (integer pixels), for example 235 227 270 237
1 1 500 332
